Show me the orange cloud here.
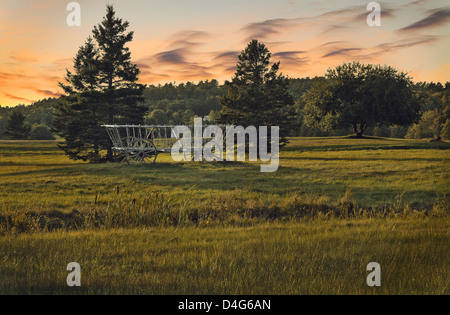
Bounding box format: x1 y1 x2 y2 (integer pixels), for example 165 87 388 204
3 93 36 104
1 0 449 107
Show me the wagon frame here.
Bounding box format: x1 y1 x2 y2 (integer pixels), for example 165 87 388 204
102 124 225 164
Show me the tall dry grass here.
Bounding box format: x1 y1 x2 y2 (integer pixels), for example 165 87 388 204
1 187 447 234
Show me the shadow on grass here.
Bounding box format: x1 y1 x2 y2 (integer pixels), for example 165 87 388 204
279 156 448 162
284 142 450 153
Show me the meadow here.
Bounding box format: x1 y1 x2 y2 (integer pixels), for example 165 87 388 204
0 137 449 294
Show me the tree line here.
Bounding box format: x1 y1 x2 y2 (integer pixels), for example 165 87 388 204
2 77 448 140
1 5 448 162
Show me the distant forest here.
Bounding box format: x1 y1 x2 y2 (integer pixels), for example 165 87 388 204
0 77 449 140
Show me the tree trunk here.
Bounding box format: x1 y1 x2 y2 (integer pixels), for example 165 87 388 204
353 123 367 138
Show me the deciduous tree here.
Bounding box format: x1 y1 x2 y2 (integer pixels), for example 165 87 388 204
303 62 419 138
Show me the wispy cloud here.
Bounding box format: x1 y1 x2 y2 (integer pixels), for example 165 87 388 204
401 0 429 8
322 48 363 58
240 4 398 42
3 93 36 103
317 35 440 61
375 36 440 52
241 18 302 41
400 7 450 31
0 72 32 80
36 89 61 97
1 0 449 106
139 30 211 67
9 54 38 63
273 51 310 69
212 51 239 61
168 30 211 48
154 48 188 65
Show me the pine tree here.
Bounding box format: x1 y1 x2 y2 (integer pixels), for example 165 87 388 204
92 5 146 125
53 5 146 162
217 40 295 146
54 37 107 161
3 110 31 140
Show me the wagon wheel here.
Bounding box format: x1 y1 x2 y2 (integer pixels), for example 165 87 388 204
113 137 133 163
114 151 129 163
127 138 158 164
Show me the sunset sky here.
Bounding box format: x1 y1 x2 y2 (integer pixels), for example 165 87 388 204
0 0 449 107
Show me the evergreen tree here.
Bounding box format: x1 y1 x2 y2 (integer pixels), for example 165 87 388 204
92 5 146 125
54 37 108 161
3 110 30 140
217 40 295 146
53 5 146 162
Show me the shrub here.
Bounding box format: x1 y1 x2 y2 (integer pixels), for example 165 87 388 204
441 119 450 140
30 124 55 140
373 125 391 137
390 125 408 139
406 110 443 139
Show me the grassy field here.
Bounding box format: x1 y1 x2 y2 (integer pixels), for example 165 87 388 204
1 218 448 295
1 137 448 214
0 137 449 294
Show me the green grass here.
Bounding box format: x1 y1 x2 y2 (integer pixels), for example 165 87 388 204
0 218 448 295
0 138 448 215
0 138 449 294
